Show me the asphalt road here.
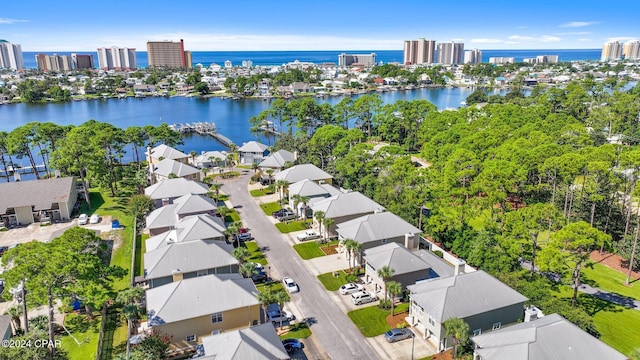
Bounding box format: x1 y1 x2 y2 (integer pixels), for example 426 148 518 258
222 172 381 360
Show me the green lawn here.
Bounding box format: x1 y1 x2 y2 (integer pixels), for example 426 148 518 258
279 323 312 340
593 305 640 357
260 202 281 216
256 281 285 293
318 269 364 291
582 262 640 301
60 313 102 360
347 303 409 337
245 241 268 265
250 188 275 197
293 240 338 260
275 220 309 233
135 233 148 277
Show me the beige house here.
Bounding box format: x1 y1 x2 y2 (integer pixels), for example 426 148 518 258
146 274 261 350
0 177 77 227
151 158 202 183
146 144 189 166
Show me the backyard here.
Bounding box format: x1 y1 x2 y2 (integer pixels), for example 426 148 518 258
293 240 339 260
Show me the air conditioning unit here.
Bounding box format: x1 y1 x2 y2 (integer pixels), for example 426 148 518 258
524 306 544 322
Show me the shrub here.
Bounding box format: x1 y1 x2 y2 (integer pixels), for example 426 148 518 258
378 299 391 310
396 322 408 329
433 250 443 258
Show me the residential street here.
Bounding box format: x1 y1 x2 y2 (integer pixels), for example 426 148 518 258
221 172 381 360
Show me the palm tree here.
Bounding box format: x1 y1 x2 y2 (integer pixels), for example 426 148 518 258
257 289 274 325
299 195 310 223
6 306 22 334
232 246 250 264
189 150 197 166
265 169 275 184
217 206 231 223
343 238 356 270
226 153 235 171
275 180 288 204
314 211 326 237
386 281 402 316
116 286 145 358
377 266 395 302
240 262 257 278
273 290 291 328
210 182 223 205
252 162 259 173
443 317 469 360
350 241 362 270
322 217 335 241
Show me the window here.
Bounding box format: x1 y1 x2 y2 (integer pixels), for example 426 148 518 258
381 239 388 244
428 316 435 326
197 269 208 277
473 328 482 336
492 322 501 330
185 334 196 342
211 312 223 324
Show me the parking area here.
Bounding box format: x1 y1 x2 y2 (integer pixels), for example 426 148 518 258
0 215 115 247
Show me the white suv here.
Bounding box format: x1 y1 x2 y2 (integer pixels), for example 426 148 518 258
350 291 378 305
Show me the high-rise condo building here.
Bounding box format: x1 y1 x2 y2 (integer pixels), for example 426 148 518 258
72 54 95 69
147 39 191 68
97 47 137 71
601 41 623 61
403 38 436 65
489 57 515 64
464 49 482 64
437 42 464 65
35 54 73 72
338 53 377 66
0 40 25 70
623 40 640 60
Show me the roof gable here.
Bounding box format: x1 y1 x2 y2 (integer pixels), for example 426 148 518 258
336 212 421 244
150 144 188 160
274 163 333 183
364 243 431 276
238 141 269 153
310 192 384 219
0 177 75 215
258 149 295 168
200 324 289 360
144 240 236 280
144 178 209 200
154 158 200 177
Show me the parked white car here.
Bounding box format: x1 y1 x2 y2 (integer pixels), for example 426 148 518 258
78 214 88 225
339 282 364 295
283 277 299 293
350 291 378 305
296 230 321 242
89 214 100 224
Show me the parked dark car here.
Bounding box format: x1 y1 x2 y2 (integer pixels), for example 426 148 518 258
251 271 268 283
272 209 288 218
282 338 304 354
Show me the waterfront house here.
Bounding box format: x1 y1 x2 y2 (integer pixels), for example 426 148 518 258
144 178 210 208
151 158 202 183
145 193 217 236
238 141 270 165
144 239 238 288
147 144 189 166
194 150 227 169
0 177 77 227
407 270 528 351
258 149 295 171
335 211 422 251
146 274 261 350
471 313 627 360
198 323 290 360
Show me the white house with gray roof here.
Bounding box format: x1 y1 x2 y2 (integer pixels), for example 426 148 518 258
258 149 295 170
147 144 189 165
198 323 290 360
146 274 261 350
145 194 217 236
238 141 269 164
471 313 627 360
145 214 226 251
287 179 341 217
144 240 238 288
145 178 210 207
194 150 227 169
336 211 421 250
0 177 77 227
407 270 528 351
309 191 384 234
151 158 202 183
274 163 333 185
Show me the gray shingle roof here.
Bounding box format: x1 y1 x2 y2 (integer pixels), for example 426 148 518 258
415 250 455 278
146 274 260 325
144 178 209 200
173 193 217 215
153 158 200 178
149 144 188 160
0 177 75 215
408 270 528 323
274 164 333 184
288 179 331 197
310 192 384 220
471 313 627 360
336 212 421 245
145 204 178 230
258 149 295 169
195 150 227 164
364 243 431 276
238 141 269 153
145 214 226 251
200 323 290 360
144 240 236 280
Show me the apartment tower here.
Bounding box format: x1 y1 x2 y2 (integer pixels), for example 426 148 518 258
338 53 377 66
464 49 482 64
601 41 623 61
147 39 191 68
403 38 435 65
72 54 95 69
35 54 73 72
0 40 25 70
437 42 464 65
97 47 137 70
623 40 640 60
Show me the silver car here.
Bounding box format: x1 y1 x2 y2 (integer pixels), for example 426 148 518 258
384 328 414 343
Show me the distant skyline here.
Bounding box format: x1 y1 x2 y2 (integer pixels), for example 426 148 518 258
2 0 639 51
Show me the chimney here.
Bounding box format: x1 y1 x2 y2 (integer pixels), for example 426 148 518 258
161 198 171 207
454 259 466 276
172 269 183 282
404 233 416 250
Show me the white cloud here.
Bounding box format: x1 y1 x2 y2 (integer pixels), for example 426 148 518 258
507 35 561 43
556 31 591 35
470 38 502 44
559 21 598 28
0 17 29 24
509 35 534 41
540 35 561 43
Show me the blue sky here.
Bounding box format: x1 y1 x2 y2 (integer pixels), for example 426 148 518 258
1 0 638 51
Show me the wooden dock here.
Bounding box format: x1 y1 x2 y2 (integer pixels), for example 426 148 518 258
178 121 234 148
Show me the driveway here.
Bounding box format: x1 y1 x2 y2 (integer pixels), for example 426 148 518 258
222 173 381 360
